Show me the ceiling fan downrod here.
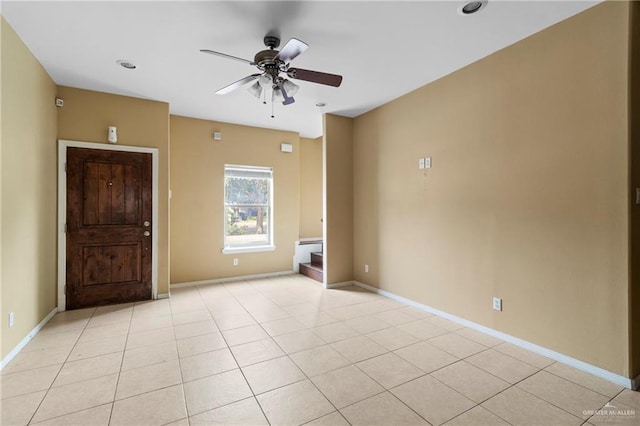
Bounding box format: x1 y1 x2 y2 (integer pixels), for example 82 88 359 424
263 35 280 50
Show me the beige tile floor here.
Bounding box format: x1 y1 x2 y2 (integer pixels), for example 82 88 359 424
1 274 638 426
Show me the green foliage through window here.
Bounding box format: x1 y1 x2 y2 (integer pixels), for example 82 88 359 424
224 177 269 205
224 165 273 248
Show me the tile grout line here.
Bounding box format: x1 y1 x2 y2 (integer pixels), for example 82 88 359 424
291 297 438 424
167 295 195 426
583 387 627 425
443 404 514 426
226 278 326 425
387 390 439 425
425 372 514 425
475 361 593 425
25 307 99 425
514 372 612 423
247 280 356 426
37 302 181 422
243 285 353 412
106 304 135 425
208 279 357 424
334 328 552 425
193 282 272 425
542 366 624 400
337 343 439 425
209 278 505 425
446 345 547 391
19 306 136 424
173 286 213 422
202 286 512 418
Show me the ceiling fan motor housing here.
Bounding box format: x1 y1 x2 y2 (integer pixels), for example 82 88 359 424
254 49 280 68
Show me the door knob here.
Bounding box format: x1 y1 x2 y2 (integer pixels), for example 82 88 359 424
143 231 150 237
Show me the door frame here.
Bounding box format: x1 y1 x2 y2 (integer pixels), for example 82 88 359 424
57 139 159 311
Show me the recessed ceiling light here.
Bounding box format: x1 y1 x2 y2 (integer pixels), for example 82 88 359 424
116 60 137 70
459 1 487 15
315 102 327 107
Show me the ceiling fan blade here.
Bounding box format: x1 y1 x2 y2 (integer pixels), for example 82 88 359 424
277 81 295 105
287 68 343 87
216 74 262 95
274 38 308 63
200 49 255 65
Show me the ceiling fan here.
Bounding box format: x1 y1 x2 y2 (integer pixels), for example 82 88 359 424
201 35 342 106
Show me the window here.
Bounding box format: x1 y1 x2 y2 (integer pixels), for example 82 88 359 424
223 165 274 253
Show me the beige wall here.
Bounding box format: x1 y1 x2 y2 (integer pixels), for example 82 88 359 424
324 114 354 285
353 109 380 287
1 18 58 358
56 86 170 295
1 18 3 357
1 18 3 356
629 0 640 379
299 137 323 239
353 2 631 375
169 115 300 284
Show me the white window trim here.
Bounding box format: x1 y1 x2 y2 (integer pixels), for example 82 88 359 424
222 245 276 255
223 164 274 253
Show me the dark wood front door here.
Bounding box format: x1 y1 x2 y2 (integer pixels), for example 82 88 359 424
66 147 152 309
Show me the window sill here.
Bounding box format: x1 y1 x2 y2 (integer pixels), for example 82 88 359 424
222 245 276 254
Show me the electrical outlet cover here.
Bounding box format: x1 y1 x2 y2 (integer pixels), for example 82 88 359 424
492 297 502 311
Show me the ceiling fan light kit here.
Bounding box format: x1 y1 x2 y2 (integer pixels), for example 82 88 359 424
201 34 343 117
273 80 299 101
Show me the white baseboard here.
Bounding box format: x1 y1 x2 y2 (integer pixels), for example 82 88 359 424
156 293 170 300
0 307 58 371
171 271 295 289
325 280 355 289
353 281 635 390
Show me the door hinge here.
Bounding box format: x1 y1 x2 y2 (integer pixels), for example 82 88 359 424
64 223 67 233
64 162 67 173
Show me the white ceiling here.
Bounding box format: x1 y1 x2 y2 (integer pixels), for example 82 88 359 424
2 0 600 138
